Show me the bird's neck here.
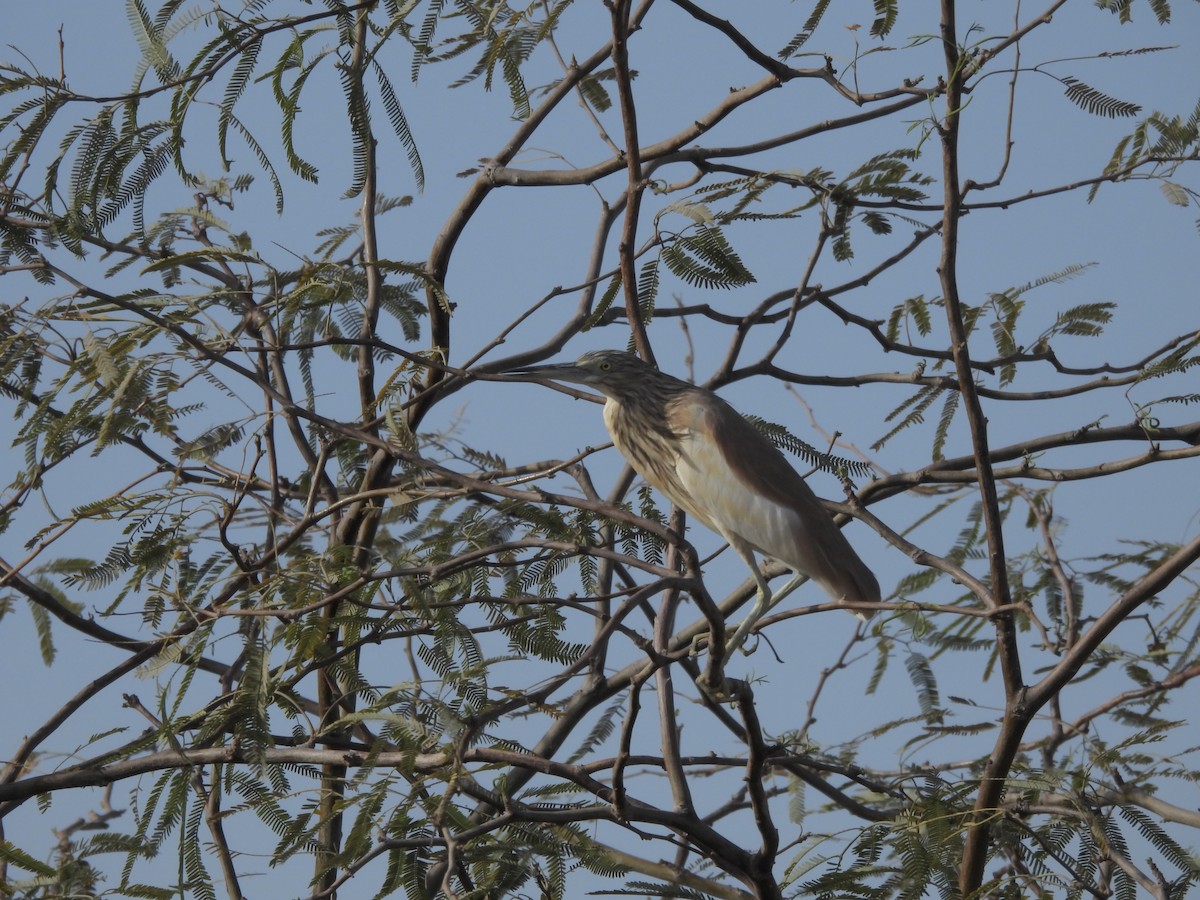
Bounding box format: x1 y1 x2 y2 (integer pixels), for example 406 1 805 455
601 395 623 439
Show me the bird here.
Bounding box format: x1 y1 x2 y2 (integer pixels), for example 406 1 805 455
505 349 880 653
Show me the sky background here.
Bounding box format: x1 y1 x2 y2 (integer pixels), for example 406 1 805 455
2 0 1199 895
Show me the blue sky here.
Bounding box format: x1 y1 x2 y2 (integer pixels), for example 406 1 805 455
3 0 1199 894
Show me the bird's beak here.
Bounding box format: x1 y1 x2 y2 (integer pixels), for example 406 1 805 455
502 361 590 385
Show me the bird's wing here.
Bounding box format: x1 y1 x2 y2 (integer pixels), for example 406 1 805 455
668 392 880 605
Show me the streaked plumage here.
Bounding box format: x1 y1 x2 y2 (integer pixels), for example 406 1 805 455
507 350 880 651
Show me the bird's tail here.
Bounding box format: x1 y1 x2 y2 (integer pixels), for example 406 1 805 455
819 556 881 622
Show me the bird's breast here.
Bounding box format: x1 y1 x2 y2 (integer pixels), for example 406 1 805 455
603 398 704 519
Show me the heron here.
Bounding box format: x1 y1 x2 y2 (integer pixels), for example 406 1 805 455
506 349 880 653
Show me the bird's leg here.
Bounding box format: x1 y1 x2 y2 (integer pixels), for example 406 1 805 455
761 571 809 613
725 569 812 655
724 563 774 656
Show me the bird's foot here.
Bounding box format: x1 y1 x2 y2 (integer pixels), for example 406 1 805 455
696 670 749 704
725 632 762 656
724 587 771 656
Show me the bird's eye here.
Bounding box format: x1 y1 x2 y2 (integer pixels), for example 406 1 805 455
600 361 610 370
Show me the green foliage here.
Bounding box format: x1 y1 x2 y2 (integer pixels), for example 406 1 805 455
583 271 623 330
874 383 946 452
566 692 626 763
1 2 1197 899
904 650 941 720
0 840 56 878
659 222 756 291
886 295 934 342
1060 76 1142 118
746 415 875 479
778 0 834 59
1092 101 1200 200
875 263 1114 455
870 0 900 39
636 255 660 322
420 0 563 120
1097 0 1176 25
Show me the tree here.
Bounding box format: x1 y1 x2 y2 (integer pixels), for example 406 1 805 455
2 0 1199 897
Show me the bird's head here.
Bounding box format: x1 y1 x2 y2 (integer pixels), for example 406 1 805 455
504 350 658 399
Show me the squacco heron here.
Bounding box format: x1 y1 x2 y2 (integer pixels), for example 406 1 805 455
507 350 880 652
